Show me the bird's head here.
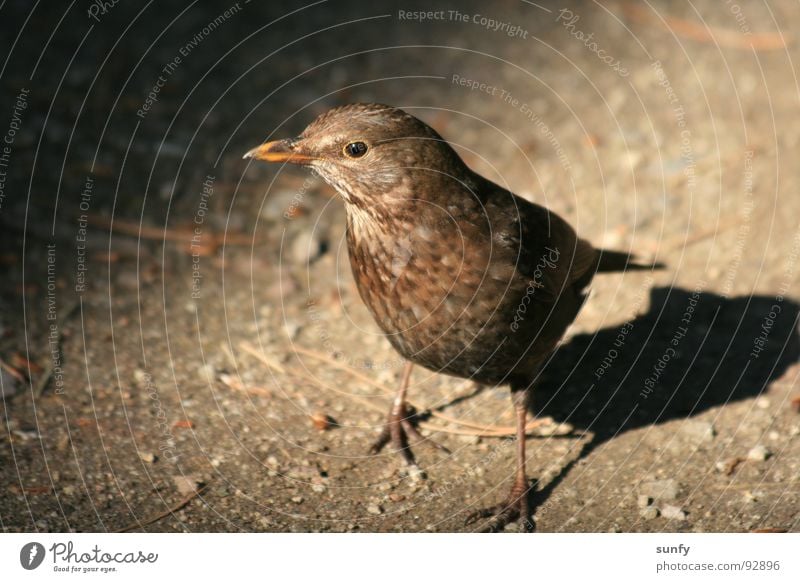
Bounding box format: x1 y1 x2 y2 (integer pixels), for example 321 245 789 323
244 103 467 207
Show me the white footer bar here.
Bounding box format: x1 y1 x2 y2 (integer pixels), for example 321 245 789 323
2 533 798 581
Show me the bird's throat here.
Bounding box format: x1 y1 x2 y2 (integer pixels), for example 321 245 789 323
345 202 395 244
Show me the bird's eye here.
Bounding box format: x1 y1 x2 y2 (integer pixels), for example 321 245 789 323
344 141 368 158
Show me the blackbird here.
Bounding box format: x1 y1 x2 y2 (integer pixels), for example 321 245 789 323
245 103 651 532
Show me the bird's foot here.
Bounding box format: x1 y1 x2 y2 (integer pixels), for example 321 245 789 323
465 481 534 533
368 403 450 466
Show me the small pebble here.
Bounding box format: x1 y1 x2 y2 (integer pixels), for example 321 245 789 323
310 411 334 431
637 495 652 508
640 506 659 520
133 369 149 387
367 504 383 515
291 496 304 504
747 445 771 462
716 457 744 475
283 320 301 340
172 475 202 496
138 451 156 463
311 484 326 493
291 230 325 264
661 505 687 521
624 150 643 170
0 368 20 399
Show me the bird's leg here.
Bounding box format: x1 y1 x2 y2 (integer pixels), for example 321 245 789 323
368 361 449 466
465 386 533 532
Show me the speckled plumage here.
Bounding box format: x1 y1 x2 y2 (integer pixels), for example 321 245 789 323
305 104 599 386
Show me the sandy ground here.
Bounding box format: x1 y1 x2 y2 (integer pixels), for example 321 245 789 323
1 0 799 532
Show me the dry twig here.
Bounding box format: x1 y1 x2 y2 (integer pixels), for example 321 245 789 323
86 214 260 253
115 484 207 532
625 4 790 51
240 342 572 438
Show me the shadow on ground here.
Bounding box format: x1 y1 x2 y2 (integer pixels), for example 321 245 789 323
529 287 800 518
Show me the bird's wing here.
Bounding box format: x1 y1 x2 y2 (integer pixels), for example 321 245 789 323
567 235 599 285
492 192 597 299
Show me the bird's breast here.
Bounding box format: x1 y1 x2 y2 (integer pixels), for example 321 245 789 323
345 209 525 370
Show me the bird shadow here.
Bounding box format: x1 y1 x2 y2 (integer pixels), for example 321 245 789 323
526 286 800 525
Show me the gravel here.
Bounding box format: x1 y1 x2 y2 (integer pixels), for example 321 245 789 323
2 0 799 535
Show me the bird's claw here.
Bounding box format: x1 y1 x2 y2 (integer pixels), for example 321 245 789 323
465 487 533 533
368 404 450 465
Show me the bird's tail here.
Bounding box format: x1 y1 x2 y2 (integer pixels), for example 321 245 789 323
595 248 665 273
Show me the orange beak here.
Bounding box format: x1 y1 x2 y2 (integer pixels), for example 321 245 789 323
243 138 314 164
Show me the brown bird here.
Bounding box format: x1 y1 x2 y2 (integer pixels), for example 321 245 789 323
245 103 652 531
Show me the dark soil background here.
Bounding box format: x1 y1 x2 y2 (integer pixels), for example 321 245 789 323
1 0 799 532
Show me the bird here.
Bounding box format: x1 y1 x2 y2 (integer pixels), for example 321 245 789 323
245 103 654 532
